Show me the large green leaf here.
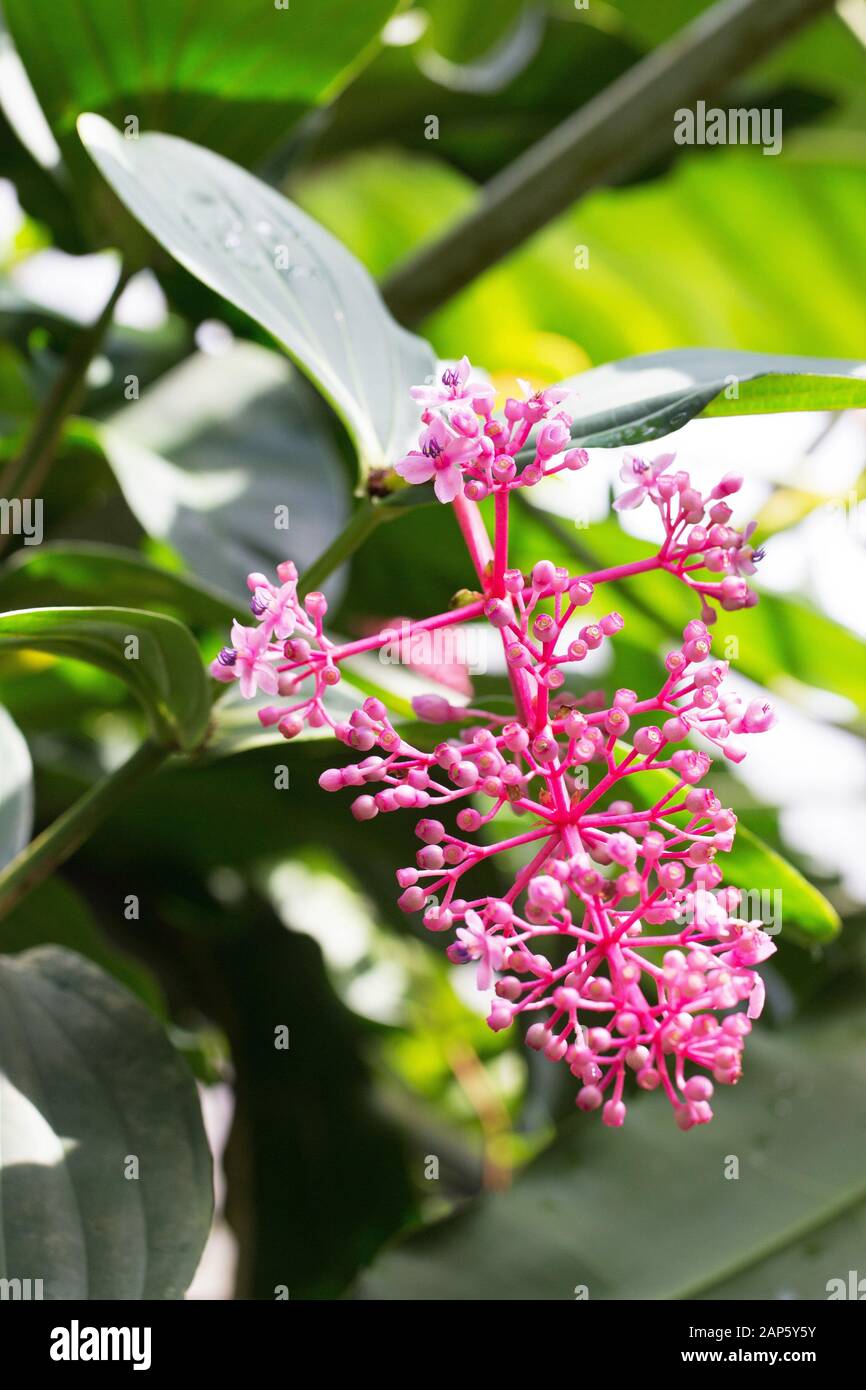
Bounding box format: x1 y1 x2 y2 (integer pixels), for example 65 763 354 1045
361 1006 866 1299
98 342 350 602
3 0 398 241
0 705 32 870
0 945 211 1298
0 606 210 751
78 115 435 475
0 542 235 629
554 349 866 451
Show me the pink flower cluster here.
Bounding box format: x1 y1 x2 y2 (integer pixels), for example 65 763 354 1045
396 356 588 503
211 357 778 1130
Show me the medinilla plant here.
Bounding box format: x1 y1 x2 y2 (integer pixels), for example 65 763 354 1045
1 1 864 1298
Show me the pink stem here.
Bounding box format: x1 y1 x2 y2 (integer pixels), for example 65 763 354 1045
580 555 662 585
452 493 494 588
331 598 486 661
493 489 509 596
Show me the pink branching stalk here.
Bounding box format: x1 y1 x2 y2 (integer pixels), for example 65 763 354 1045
211 358 778 1130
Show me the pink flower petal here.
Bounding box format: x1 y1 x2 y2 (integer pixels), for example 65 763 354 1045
395 454 435 485
433 465 461 503
613 485 646 511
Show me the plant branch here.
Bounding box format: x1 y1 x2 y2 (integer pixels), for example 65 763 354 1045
381 0 835 325
298 499 382 596
0 737 168 920
0 263 131 547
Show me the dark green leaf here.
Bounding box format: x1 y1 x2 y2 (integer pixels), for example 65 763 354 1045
0 606 210 751
556 351 866 451
98 342 350 601
0 945 211 1298
361 1006 866 1299
0 542 235 629
4 0 400 243
312 12 640 183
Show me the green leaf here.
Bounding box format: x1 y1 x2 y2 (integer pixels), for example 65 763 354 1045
361 1006 866 1300
0 606 210 751
556 350 866 451
97 342 350 601
723 824 840 943
0 542 235 629
78 115 435 476
3 0 399 244
0 705 32 870
308 12 829 189
0 945 211 1298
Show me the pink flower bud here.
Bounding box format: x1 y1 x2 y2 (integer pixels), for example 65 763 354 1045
417 818 445 843
532 560 557 589
602 1100 626 1127
412 694 454 723
633 725 662 755
599 611 624 636
304 591 327 617
711 472 743 498
732 698 776 734
569 579 594 606
398 886 427 913
576 1085 603 1111
536 419 570 459
564 448 589 471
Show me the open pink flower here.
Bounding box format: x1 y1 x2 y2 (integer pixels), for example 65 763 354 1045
729 521 765 576
211 621 279 699
614 451 676 511
451 909 507 991
250 578 299 641
721 921 778 967
730 697 777 735
410 356 491 407
507 378 571 424
395 415 481 503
